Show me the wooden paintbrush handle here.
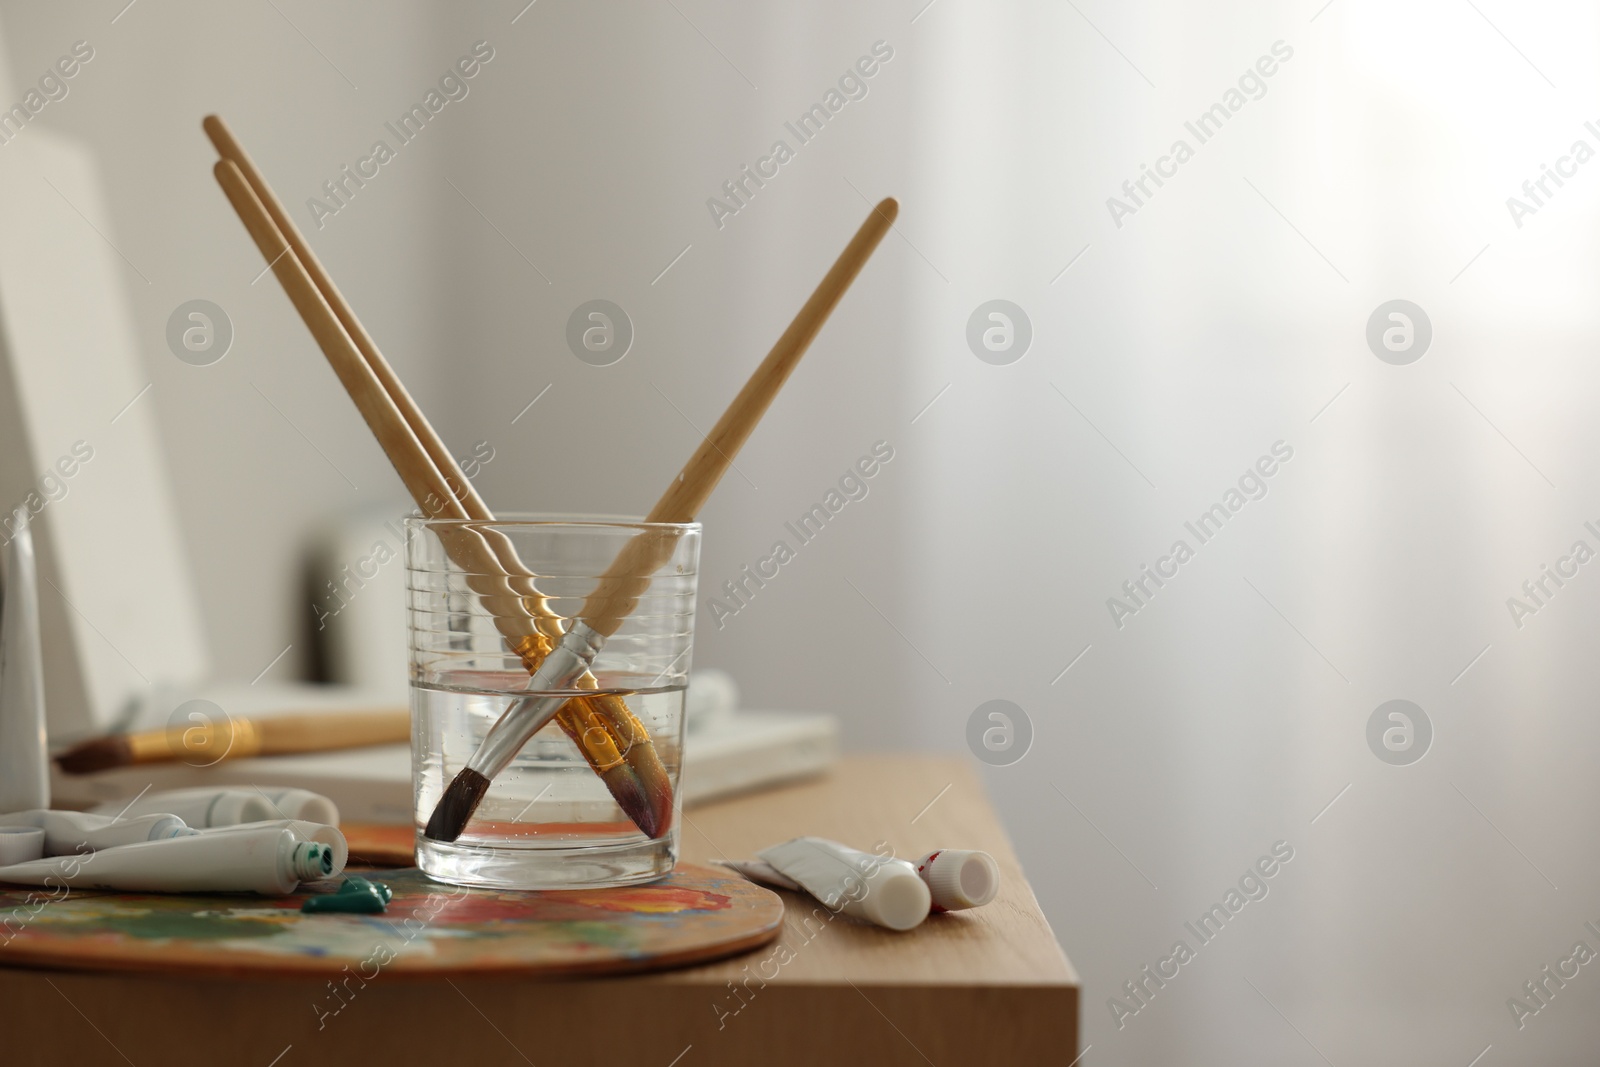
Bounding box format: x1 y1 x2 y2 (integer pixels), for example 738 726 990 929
125 710 409 765
214 162 457 518
579 198 899 635
207 117 555 624
212 153 650 791
213 160 552 649
212 137 673 832
256 710 411 754
204 117 492 524
647 199 897 524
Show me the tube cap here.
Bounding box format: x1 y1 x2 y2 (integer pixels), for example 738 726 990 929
859 867 933 931
144 814 190 841
916 850 1000 912
0 826 44 865
260 789 339 826
206 789 339 827
207 791 279 826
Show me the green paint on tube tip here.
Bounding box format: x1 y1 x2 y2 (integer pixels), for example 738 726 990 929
300 875 393 914
290 842 334 882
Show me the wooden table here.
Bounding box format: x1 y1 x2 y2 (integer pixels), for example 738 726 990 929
1 756 1078 1066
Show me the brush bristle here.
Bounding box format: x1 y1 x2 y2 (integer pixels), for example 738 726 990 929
600 764 655 838
603 758 674 839
624 736 675 839
55 736 133 775
424 768 490 842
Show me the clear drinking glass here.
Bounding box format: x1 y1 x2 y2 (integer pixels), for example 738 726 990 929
406 515 700 889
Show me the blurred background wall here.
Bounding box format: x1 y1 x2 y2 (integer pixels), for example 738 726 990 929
7 0 1600 1062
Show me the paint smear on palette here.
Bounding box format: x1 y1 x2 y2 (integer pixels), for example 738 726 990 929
0 863 781 978
561 886 732 914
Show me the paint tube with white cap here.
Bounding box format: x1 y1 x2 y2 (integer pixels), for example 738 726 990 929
0 810 189 855
756 837 931 932
914 849 1000 912
0 824 343 894
0 826 44 865
90 786 339 828
719 844 1003 921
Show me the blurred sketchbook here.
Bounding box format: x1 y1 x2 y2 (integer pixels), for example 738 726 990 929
50 708 839 823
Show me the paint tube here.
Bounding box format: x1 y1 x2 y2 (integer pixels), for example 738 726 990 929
0 507 48 814
756 837 931 932
711 857 802 891
0 826 44 864
913 850 1000 912
0 809 189 855
90 786 339 828
721 846 1002 918
0 824 343 894
195 820 347 872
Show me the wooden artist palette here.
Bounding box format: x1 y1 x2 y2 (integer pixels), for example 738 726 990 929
0 863 783 978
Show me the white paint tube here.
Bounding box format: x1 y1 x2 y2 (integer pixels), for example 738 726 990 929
91 787 338 828
0 507 48 813
0 824 342 894
0 810 190 856
756 837 931 932
723 845 1003 919
195 820 347 873
712 858 801 891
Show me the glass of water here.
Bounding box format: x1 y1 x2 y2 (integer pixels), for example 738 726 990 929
406 515 700 889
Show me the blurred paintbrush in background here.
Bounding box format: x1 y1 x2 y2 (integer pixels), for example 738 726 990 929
55 708 410 773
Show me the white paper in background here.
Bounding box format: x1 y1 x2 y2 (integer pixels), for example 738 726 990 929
0 129 208 739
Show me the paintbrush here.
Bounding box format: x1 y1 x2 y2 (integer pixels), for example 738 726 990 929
425 195 899 842
206 116 672 836
55 709 410 773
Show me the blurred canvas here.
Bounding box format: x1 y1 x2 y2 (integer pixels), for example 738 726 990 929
0 128 207 738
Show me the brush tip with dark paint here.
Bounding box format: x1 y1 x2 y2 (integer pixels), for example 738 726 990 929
54 736 133 774
600 763 675 840
425 768 491 842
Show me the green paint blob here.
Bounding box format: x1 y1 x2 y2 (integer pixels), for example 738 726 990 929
300 876 392 915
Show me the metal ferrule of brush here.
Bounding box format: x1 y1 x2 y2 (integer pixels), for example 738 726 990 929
465 621 606 780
